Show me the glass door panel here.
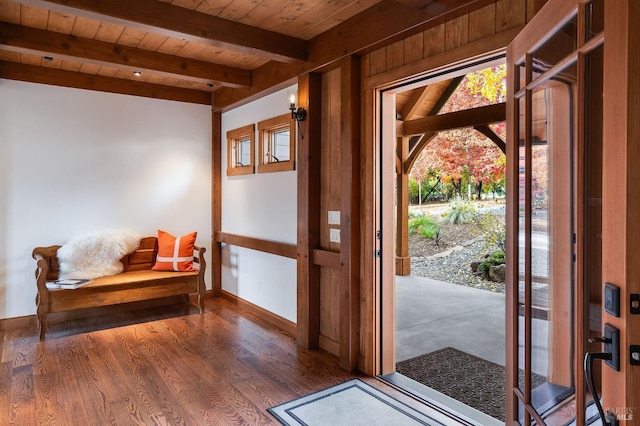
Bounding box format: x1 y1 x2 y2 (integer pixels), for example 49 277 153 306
509 0 607 424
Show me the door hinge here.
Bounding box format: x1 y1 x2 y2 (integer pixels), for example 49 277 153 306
376 230 381 240
375 250 381 258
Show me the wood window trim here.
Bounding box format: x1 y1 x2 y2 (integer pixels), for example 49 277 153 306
257 114 295 173
226 124 255 176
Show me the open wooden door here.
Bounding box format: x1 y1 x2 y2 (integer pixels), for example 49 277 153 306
506 0 639 424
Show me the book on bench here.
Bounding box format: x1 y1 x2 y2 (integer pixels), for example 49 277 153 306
46 279 93 290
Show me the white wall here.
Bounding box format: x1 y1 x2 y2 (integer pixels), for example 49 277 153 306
0 80 212 319
221 86 297 323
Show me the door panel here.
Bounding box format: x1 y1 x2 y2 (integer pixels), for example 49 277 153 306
507 0 607 424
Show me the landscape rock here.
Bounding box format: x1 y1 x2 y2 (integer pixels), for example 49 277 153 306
489 264 506 283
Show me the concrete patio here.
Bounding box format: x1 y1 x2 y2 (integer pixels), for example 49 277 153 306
395 275 506 365
393 275 553 426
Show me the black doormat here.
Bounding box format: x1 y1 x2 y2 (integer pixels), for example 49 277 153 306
396 347 546 421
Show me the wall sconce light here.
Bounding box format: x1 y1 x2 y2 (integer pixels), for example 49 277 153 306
289 93 307 122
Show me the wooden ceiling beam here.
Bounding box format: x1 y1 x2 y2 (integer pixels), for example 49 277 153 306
393 0 437 9
400 103 506 136
0 61 211 105
0 22 251 88
20 0 308 63
308 0 495 69
214 0 494 111
213 61 303 112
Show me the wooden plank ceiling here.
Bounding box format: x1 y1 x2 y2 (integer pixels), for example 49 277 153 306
0 0 488 107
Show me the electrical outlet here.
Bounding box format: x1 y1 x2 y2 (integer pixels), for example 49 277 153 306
604 323 620 371
329 228 340 243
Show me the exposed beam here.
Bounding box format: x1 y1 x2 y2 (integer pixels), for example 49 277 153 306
428 76 463 115
404 132 436 174
401 103 506 136
21 0 307 63
213 0 494 111
400 86 430 121
394 0 438 9
0 22 251 88
474 124 506 153
0 61 211 105
213 60 303 112
406 77 462 151
308 0 495 70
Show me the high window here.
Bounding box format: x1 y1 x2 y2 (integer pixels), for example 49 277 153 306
227 124 255 176
258 114 295 173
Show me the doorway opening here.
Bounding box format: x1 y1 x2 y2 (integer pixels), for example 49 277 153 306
380 59 510 425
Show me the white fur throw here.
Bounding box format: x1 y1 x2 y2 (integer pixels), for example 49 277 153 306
58 229 143 279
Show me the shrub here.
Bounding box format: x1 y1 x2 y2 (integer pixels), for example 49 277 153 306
443 197 477 224
408 213 440 239
479 250 506 275
474 212 506 252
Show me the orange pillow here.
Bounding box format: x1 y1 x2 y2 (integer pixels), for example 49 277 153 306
151 230 197 272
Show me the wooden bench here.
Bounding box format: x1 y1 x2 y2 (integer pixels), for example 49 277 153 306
33 236 206 340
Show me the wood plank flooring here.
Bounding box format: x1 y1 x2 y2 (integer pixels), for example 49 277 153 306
0 298 460 425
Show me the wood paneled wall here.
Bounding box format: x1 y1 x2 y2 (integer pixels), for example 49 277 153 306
319 68 342 356
316 58 362 371
362 0 545 86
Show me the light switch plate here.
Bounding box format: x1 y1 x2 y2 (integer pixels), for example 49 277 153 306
329 228 340 243
328 211 340 225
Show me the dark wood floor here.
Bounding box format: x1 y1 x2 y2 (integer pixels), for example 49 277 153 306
0 298 460 425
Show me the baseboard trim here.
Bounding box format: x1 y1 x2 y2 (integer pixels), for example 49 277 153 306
319 334 340 356
0 315 38 331
220 290 296 337
0 289 215 331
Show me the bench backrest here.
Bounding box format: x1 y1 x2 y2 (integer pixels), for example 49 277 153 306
33 236 160 280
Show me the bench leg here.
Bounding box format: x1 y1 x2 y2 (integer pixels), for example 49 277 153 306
37 313 47 341
197 278 205 313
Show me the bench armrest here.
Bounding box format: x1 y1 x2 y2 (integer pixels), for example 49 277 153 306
32 251 51 315
194 245 207 278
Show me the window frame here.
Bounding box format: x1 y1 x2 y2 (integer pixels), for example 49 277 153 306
226 124 255 176
257 114 295 173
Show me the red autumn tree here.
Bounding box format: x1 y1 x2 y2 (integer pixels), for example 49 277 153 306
409 65 507 200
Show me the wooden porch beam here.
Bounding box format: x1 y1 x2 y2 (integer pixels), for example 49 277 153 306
428 76 463 115
400 102 506 136
0 60 211 105
474 124 506 153
396 137 411 276
21 0 307 63
0 22 252 88
400 86 430 120
404 132 436 174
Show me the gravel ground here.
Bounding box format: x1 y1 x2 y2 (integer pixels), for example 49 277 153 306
411 239 505 293
408 210 506 293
